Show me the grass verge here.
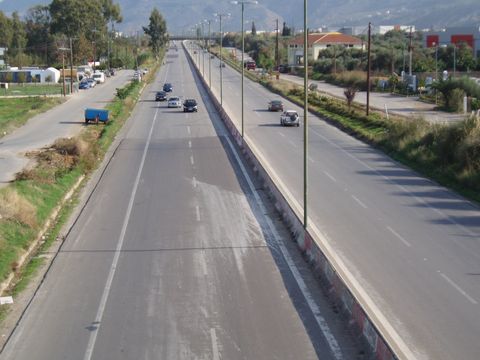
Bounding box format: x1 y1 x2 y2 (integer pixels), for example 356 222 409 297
0 97 65 138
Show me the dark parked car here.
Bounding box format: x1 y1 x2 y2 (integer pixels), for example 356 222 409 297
268 100 284 112
79 81 90 90
183 99 198 112
155 91 167 101
163 83 173 92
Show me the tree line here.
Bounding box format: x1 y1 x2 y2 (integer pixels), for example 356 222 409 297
0 0 132 69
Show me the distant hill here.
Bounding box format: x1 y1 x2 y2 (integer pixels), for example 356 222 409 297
1 0 479 33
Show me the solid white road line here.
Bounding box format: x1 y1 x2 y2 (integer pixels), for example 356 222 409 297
83 108 159 360
438 271 478 305
386 226 412 247
351 195 368 209
223 134 343 360
210 328 220 360
195 205 201 222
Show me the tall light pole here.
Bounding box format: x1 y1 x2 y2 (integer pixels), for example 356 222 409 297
214 13 230 106
232 0 258 139
303 0 308 229
207 19 212 88
201 21 205 77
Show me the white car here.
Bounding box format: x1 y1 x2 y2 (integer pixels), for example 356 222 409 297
280 110 300 127
168 97 182 108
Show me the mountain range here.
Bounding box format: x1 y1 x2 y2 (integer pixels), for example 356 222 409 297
1 0 479 34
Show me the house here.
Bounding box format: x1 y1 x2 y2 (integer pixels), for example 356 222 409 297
424 27 480 58
0 67 60 83
287 32 363 66
0 48 6 67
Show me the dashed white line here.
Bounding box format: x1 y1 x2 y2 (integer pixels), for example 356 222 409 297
188 140 192 148
195 205 201 221
278 132 286 138
190 155 195 165
192 176 197 188
323 171 337 183
439 271 478 305
187 126 191 135
308 156 315 163
351 195 368 209
210 328 220 360
386 226 412 247
288 139 297 148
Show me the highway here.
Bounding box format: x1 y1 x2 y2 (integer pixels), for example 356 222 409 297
0 44 359 359
190 43 480 359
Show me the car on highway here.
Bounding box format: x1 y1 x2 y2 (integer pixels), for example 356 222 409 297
156 91 167 101
163 83 173 92
268 100 284 112
220 62 225 68
183 99 198 112
245 61 256 70
168 96 182 108
280 110 300 127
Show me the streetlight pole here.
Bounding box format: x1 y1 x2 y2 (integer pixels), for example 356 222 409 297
208 20 212 88
214 13 230 106
435 43 438 104
232 0 258 139
201 22 205 77
303 0 308 229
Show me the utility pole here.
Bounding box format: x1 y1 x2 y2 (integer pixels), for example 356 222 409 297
303 0 308 230
366 22 371 116
408 26 413 76
275 18 279 70
69 37 74 94
59 46 69 96
208 20 212 88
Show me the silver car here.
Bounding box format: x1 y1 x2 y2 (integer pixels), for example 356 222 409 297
280 110 300 127
168 96 182 108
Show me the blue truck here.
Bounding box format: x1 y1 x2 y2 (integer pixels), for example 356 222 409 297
84 108 109 124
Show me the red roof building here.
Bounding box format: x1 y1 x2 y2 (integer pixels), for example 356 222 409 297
287 32 364 66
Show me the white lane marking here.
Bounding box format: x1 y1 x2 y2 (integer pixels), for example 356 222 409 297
278 131 286 138
351 195 368 209
195 205 201 222
187 126 191 135
192 176 197 188
210 328 220 360
188 140 192 148
438 271 478 305
288 139 297 148
190 155 195 166
308 156 315 163
310 127 480 240
323 171 337 183
223 134 343 359
386 226 412 247
254 111 261 117
83 108 159 360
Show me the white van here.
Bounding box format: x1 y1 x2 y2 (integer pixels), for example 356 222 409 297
92 72 105 84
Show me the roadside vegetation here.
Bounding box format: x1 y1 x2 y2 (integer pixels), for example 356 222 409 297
0 97 64 138
0 47 163 322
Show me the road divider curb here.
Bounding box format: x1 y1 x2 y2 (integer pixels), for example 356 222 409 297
184 41 417 360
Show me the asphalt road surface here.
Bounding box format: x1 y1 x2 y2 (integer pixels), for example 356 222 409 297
0 44 359 360
191 42 480 360
0 70 133 186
